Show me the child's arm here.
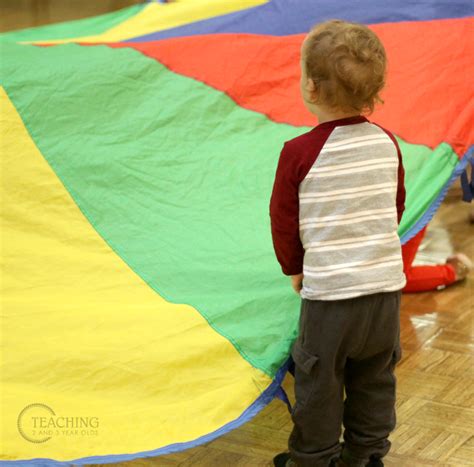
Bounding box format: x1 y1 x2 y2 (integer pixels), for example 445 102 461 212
291 273 304 294
269 142 305 280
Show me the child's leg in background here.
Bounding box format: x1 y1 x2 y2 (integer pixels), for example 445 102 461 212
402 226 456 292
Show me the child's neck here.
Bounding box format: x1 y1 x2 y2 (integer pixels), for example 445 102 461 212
314 106 361 124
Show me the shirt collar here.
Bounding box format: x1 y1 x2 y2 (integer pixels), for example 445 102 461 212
315 115 369 130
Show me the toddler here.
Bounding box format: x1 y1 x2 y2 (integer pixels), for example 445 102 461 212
269 19 406 467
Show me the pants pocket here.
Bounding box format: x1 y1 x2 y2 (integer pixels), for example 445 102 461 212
291 339 319 408
390 344 402 371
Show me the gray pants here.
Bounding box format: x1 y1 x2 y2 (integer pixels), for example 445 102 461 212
288 290 402 467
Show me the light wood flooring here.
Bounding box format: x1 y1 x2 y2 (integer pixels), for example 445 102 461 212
0 0 143 33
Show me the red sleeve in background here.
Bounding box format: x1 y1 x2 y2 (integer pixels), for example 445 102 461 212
269 142 304 276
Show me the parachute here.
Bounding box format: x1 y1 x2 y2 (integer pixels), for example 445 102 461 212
1 1 472 464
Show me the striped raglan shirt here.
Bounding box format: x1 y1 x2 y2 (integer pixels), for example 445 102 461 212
269 115 407 300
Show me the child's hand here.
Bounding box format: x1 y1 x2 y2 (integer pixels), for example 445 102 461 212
291 273 304 295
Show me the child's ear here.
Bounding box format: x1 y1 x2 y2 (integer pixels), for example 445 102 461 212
306 78 318 102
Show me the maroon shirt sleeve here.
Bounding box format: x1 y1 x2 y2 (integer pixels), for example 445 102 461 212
269 142 304 276
269 125 334 276
394 140 406 225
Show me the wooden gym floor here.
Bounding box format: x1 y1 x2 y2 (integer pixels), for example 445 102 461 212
2 3 472 466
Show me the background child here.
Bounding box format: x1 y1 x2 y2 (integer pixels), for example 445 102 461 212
401 225 471 292
269 20 406 467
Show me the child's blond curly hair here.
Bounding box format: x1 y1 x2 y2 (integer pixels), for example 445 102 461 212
303 19 387 114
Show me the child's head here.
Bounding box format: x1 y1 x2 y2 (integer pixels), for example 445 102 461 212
300 19 387 116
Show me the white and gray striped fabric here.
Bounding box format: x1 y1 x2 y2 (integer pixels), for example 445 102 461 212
299 122 406 300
